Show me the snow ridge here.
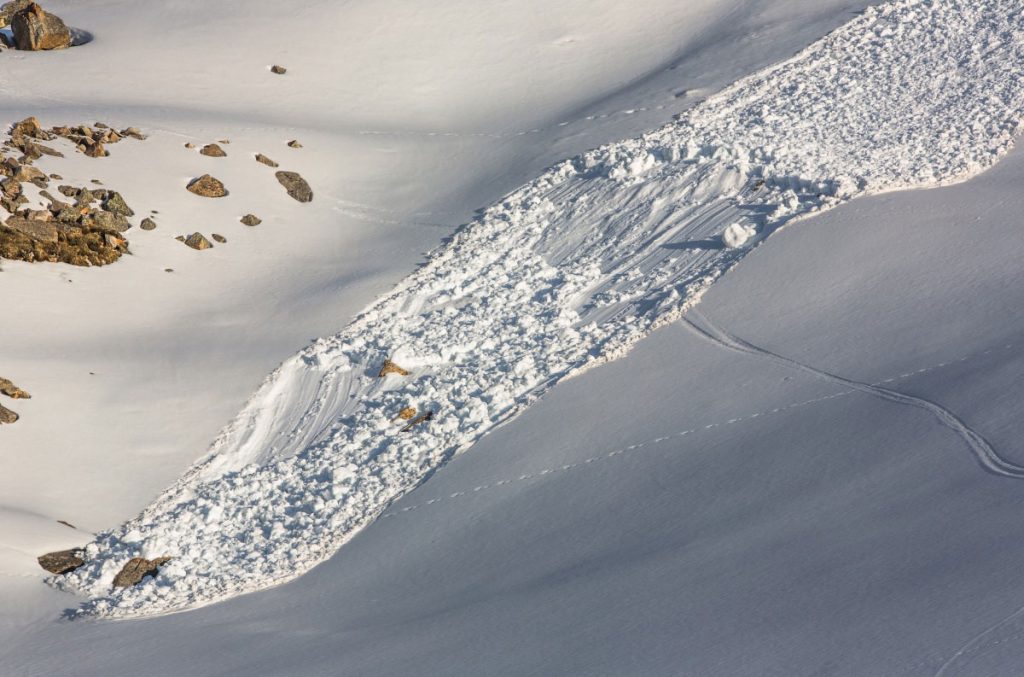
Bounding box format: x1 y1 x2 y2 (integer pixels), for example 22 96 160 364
57 0 1024 616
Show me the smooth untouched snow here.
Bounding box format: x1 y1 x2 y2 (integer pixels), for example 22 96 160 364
56 0 1024 616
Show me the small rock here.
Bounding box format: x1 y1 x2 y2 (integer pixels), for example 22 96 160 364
184 142 195 149
255 153 278 168
275 170 312 203
37 549 84 575
186 174 227 198
378 359 410 377
48 173 61 180
83 141 107 158
112 556 172 588
240 214 261 226
183 232 213 250
400 410 434 433
287 139 302 148
10 2 70 51
0 377 29 399
211 233 226 243
199 143 226 158
0 404 17 424
139 217 157 231
397 406 417 421
270 65 287 75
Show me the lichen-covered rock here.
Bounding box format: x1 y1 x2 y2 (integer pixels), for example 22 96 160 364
275 170 312 203
37 549 84 575
11 2 71 51
103 191 134 217
111 556 172 588
186 174 227 198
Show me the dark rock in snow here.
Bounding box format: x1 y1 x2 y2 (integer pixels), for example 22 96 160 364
0 403 18 424
255 153 278 168
112 556 172 588
270 65 287 75
186 174 227 198
240 214 261 226
37 549 84 575
183 232 213 250
275 170 312 203
199 143 226 157
139 217 157 231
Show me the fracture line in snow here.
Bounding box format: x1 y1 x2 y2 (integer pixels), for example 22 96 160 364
57 0 1024 617
379 338 1020 519
683 310 1024 479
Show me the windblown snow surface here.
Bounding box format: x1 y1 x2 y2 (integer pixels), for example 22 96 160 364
57 0 1024 616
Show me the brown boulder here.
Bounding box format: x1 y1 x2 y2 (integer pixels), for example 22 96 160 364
37 549 84 575
187 174 227 198
240 214 261 226
199 143 226 157
255 153 278 168
0 0 31 28
275 170 312 203
183 232 213 250
112 556 172 588
139 217 157 231
11 2 71 50
0 377 30 399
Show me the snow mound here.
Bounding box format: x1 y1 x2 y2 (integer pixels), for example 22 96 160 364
722 223 756 249
57 0 1024 617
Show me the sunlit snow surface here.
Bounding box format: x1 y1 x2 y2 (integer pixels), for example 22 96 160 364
58 0 1024 616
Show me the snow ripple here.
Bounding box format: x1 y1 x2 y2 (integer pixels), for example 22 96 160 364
57 0 1024 616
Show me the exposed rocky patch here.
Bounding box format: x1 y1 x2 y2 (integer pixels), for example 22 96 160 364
38 549 84 575
186 174 227 198
112 556 171 588
275 170 312 203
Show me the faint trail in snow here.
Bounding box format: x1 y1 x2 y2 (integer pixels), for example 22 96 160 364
682 309 1024 479
57 0 1024 617
379 339 1019 519
933 604 1024 676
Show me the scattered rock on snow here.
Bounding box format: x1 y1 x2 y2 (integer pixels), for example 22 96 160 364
11 3 71 51
240 214 261 226
186 174 227 198
103 191 134 217
211 233 226 243
286 139 302 148
397 406 416 421
199 143 226 158
182 232 213 250
255 153 278 168
111 556 172 588
139 217 157 231
378 359 410 377
37 549 84 575
0 404 17 424
270 65 287 75
400 410 434 433
275 170 312 203
0 377 30 399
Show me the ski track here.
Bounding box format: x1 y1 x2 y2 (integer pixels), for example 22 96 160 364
683 310 1024 479
54 0 1024 617
378 337 1019 519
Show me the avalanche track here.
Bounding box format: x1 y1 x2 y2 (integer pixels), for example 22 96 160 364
57 0 1024 616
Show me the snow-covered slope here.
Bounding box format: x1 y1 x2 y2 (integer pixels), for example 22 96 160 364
52 0 1024 617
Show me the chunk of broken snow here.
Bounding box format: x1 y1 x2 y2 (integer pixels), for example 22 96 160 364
722 223 756 249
